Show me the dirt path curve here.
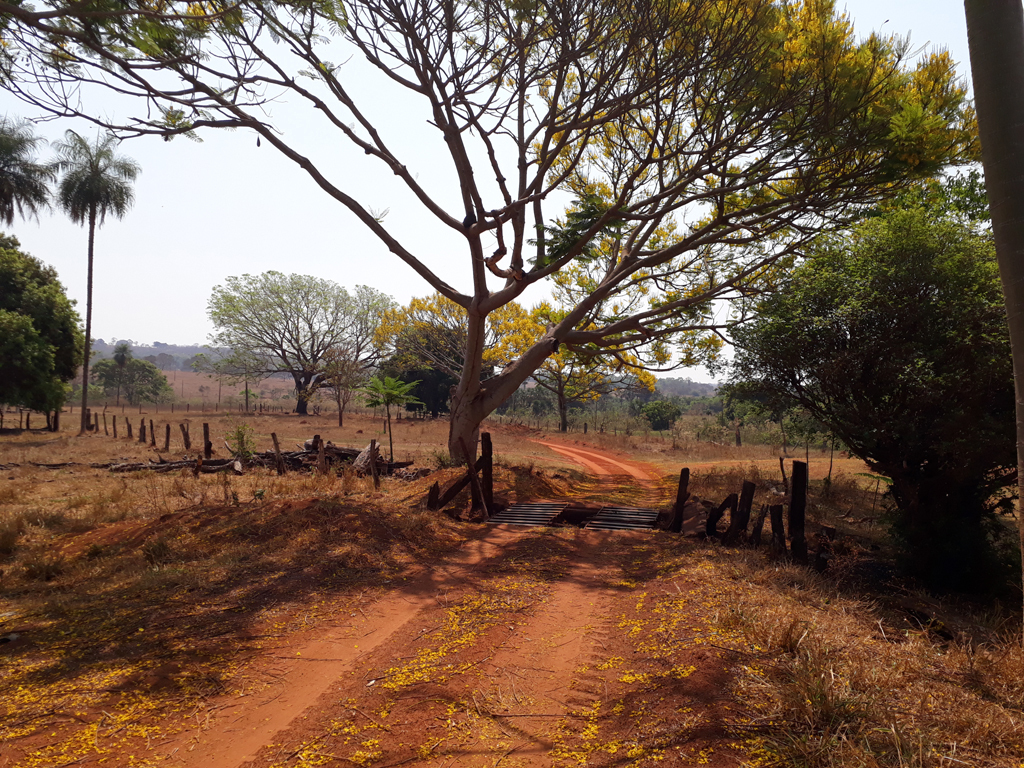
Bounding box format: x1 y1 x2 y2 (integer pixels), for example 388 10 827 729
531 440 659 481
165 528 530 768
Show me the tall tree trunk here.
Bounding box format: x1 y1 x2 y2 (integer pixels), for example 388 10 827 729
79 207 96 435
965 0 1024 620
558 390 568 433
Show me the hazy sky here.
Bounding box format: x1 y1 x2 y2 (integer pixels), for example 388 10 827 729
0 1 973 381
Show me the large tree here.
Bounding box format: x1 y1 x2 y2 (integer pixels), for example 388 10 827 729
729 208 1016 590
207 273 393 414
0 0 977 459
51 130 140 434
0 117 53 225
0 234 83 422
963 0 1024 620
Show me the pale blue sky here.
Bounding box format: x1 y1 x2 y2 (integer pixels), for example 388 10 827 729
0 2 974 381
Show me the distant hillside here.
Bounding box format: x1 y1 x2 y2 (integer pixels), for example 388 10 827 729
92 339 217 370
655 377 718 398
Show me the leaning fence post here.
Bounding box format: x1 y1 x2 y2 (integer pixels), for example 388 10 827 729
179 423 191 451
481 432 494 511
112 414 118 439
725 481 757 544
103 413 108 435
669 468 690 533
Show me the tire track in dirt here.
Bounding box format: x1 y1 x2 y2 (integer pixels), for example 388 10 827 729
456 531 622 765
532 441 658 481
164 527 534 768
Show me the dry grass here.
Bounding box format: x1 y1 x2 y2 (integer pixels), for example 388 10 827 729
2 411 1022 767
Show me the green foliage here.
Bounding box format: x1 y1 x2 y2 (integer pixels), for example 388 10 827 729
531 194 623 269
0 236 83 412
363 376 423 461
224 421 256 463
730 208 1016 591
52 130 140 226
0 117 54 225
641 400 682 432
91 358 173 405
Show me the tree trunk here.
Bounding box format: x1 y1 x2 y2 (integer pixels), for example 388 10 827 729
964 0 1024 617
79 207 97 434
558 390 568 433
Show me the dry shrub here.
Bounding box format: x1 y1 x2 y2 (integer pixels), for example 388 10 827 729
0 514 25 554
22 550 64 581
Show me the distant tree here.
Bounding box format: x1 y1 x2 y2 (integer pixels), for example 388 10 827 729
730 208 1016 590
363 376 423 462
92 358 173 406
111 341 132 406
319 348 367 428
641 400 682 432
207 274 394 414
0 118 53 225
0 235 82 425
52 130 140 434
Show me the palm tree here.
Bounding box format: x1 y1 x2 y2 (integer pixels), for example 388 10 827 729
52 130 140 434
362 376 422 462
0 117 54 225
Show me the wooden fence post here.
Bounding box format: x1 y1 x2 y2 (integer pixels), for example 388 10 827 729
317 439 327 475
669 468 690 533
789 460 808 564
103 413 108 435
427 481 440 510
203 423 212 459
724 481 757 544
126 420 133 439
139 420 146 444
164 424 171 452
779 456 789 495
179 424 191 451
271 433 285 475
149 420 156 447
480 432 494 511
751 504 768 547
459 437 489 519
706 493 736 538
769 504 786 557
93 412 99 432
112 415 117 439
369 439 380 489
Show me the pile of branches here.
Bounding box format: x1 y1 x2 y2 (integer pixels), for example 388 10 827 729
107 438 412 476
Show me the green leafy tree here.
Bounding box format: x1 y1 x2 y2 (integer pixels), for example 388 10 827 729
92 358 173 406
641 400 682 432
729 208 1015 590
362 376 423 462
51 130 140 434
207 274 393 415
0 0 976 461
0 235 82 423
0 117 53 225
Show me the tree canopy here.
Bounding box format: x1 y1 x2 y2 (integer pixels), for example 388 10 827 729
0 235 83 414
729 206 1016 589
207 273 394 414
0 0 978 457
91 358 173 406
0 117 53 226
